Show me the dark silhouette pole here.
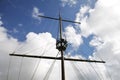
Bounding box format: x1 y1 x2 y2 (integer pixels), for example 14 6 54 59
9 14 105 80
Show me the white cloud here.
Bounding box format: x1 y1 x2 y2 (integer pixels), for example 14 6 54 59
32 7 44 22
75 5 93 37
0 19 20 80
64 25 83 48
0 16 105 80
74 0 120 80
61 0 78 7
89 36 103 47
87 0 120 55
1 0 120 79
0 18 58 80
75 6 90 22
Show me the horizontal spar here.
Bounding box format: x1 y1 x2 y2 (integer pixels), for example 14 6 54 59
9 54 105 63
64 58 105 63
38 15 81 24
9 54 61 60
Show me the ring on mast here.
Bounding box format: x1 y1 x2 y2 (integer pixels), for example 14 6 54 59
56 39 68 51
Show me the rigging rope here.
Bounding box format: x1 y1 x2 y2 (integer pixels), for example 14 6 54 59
30 51 46 80
95 63 105 80
15 35 41 53
84 39 104 61
75 62 89 80
66 53 87 80
18 57 24 80
30 44 58 80
89 63 103 80
78 56 100 79
30 59 41 80
103 64 113 80
81 37 107 80
70 62 87 80
43 52 59 80
7 56 12 80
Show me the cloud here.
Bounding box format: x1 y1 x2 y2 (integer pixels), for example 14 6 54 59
86 0 120 56
1 0 120 79
75 5 94 37
64 25 83 48
75 5 90 22
0 16 104 80
0 17 57 80
0 19 19 80
89 36 103 47
75 0 120 80
61 0 78 7
32 7 44 22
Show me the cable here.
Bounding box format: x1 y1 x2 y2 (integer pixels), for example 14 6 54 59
43 60 56 80
30 49 47 80
7 56 12 80
83 38 104 61
17 40 54 55
30 59 41 80
89 63 103 80
82 40 107 80
77 56 98 79
71 62 84 80
30 44 58 80
75 62 89 80
66 53 87 80
15 35 40 53
18 57 24 80
95 63 105 80
43 52 59 80
103 64 113 80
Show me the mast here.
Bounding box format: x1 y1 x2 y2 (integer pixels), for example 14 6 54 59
9 14 105 80
59 14 65 80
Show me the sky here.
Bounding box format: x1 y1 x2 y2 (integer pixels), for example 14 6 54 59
0 0 120 80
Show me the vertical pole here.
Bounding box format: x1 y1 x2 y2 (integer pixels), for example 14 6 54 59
59 15 65 80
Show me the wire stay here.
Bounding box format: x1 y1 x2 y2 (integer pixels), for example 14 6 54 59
43 52 59 80
7 56 12 80
18 57 24 80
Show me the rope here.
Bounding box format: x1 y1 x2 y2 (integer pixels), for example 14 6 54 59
103 64 113 80
30 53 46 80
95 63 105 80
18 57 24 80
89 63 103 80
75 62 89 80
43 52 59 80
30 44 58 80
77 56 100 79
66 53 87 80
7 56 12 80
84 38 104 61
16 35 39 53
71 62 83 80
30 59 41 80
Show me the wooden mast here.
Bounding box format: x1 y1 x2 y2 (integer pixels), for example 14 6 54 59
9 14 105 80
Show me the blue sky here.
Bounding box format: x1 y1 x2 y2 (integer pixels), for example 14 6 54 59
0 0 97 57
1 0 120 80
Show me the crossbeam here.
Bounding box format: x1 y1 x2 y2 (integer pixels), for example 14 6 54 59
38 15 81 24
9 54 105 63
